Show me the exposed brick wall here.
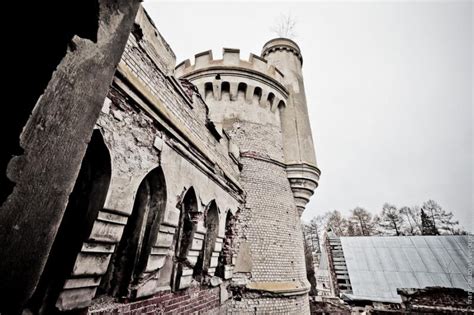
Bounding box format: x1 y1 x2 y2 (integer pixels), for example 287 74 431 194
238 157 307 282
89 286 224 315
221 87 309 311
227 121 284 162
120 32 239 180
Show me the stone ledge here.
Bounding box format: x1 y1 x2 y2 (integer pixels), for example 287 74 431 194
246 280 311 296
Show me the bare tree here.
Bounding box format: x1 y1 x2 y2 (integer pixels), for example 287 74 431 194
324 210 349 236
302 224 317 295
349 207 376 236
422 200 460 235
377 203 404 236
305 217 322 255
271 13 297 39
400 206 422 235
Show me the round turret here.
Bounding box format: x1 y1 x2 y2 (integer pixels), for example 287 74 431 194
261 38 320 216
262 38 303 66
175 44 313 313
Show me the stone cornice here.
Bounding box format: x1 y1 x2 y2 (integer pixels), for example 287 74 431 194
246 280 311 296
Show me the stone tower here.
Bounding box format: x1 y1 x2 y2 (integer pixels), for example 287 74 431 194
262 38 320 216
176 38 319 313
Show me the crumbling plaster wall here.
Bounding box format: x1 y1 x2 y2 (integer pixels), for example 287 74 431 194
55 77 242 309
51 7 244 309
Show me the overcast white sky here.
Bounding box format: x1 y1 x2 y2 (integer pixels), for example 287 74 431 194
143 1 473 232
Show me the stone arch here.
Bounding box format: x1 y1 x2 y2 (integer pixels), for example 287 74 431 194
28 130 111 313
216 210 236 279
103 166 167 298
193 200 220 280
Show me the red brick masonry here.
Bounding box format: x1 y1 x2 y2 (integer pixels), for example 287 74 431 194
89 286 222 315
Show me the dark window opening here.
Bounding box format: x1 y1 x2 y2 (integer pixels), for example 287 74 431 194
237 83 247 101
27 130 111 314
267 93 275 108
99 167 166 299
253 87 262 103
221 82 230 101
277 100 286 110
173 188 199 290
204 82 213 101
216 211 236 278
194 201 219 281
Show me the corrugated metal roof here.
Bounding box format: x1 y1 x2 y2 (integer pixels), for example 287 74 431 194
340 235 472 303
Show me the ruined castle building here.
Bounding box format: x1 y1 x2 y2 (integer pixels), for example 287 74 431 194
1 5 320 314
176 39 320 313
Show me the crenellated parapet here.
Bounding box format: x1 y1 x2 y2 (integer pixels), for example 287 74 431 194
176 48 286 87
175 49 289 113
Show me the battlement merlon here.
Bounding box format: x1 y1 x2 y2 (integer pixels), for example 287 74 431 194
175 48 287 91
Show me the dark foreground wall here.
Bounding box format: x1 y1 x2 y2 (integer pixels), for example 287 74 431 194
0 1 140 312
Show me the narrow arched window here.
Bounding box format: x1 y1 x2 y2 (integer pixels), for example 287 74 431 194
216 211 236 279
253 87 262 103
204 82 213 100
101 167 166 298
194 201 219 280
237 83 247 101
173 187 199 290
267 92 275 108
29 130 111 313
221 82 230 101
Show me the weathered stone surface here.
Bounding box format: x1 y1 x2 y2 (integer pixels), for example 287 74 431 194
56 287 97 311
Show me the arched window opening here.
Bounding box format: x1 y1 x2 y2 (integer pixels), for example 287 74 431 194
216 211 236 278
277 100 286 110
193 201 219 281
267 93 275 108
173 187 199 290
253 87 262 103
237 83 247 101
28 130 111 313
100 167 166 298
204 82 213 101
221 81 230 101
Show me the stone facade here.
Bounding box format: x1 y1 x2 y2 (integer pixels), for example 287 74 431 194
1 4 320 315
